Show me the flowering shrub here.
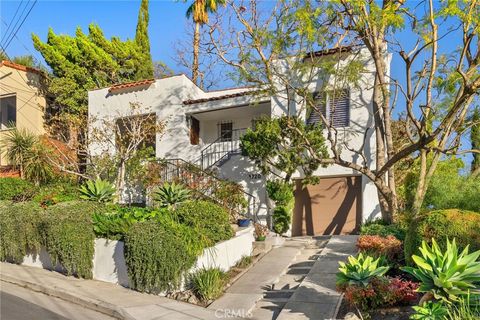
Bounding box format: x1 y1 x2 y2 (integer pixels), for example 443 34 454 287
357 235 403 261
339 277 418 310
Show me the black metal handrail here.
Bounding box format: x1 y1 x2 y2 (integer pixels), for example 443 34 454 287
155 157 258 222
200 128 247 170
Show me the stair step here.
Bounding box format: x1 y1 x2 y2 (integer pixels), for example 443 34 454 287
289 260 315 268
262 297 291 304
286 267 312 275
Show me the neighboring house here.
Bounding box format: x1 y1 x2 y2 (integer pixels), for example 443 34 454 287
0 60 47 167
88 47 385 236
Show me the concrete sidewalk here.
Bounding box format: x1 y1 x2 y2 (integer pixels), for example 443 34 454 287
0 262 219 320
208 238 310 317
277 235 358 320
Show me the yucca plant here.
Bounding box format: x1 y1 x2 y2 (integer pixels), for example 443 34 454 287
79 179 116 203
410 301 448 320
0 127 36 178
336 252 390 287
402 238 480 304
154 182 191 209
189 267 226 302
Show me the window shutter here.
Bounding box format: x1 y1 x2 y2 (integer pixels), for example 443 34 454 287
329 90 350 127
306 92 326 126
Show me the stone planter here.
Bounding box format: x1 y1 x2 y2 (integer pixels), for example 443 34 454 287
21 226 255 287
252 239 272 256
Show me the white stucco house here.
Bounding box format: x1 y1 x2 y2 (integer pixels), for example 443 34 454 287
88 46 384 236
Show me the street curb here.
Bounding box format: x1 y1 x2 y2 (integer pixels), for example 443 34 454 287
0 274 134 320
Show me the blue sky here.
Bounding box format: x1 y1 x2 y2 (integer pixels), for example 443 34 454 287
0 0 191 71
0 0 475 167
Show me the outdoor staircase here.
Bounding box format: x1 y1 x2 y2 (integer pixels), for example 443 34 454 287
157 157 258 222
199 128 246 170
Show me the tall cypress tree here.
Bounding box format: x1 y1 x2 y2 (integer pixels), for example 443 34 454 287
135 0 153 79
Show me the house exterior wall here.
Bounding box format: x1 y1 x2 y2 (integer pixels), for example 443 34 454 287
88 48 387 225
0 64 46 166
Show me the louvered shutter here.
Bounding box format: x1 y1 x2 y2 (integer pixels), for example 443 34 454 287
306 92 326 126
329 90 350 127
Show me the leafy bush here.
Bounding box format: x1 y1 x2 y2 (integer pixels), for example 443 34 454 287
124 217 204 293
402 238 480 304
357 235 403 262
360 220 406 241
336 253 390 288
272 206 291 235
420 209 480 251
342 277 418 310
92 206 162 240
32 182 80 207
0 177 36 201
43 201 106 278
174 200 234 246
79 179 116 203
213 180 248 220
411 301 448 320
0 201 44 263
189 267 226 302
154 182 191 209
266 180 294 207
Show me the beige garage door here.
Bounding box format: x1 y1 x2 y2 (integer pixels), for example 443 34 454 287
292 176 362 236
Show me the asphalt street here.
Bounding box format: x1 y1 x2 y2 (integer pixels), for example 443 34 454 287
0 282 114 320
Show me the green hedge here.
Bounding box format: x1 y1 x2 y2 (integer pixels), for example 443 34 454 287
0 201 44 263
43 201 106 278
420 209 480 251
174 200 234 246
360 220 406 241
0 178 36 201
124 216 204 293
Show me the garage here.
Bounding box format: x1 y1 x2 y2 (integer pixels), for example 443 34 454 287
292 176 362 236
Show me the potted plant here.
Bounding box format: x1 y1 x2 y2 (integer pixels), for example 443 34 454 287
237 216 251 227
254 223 268 241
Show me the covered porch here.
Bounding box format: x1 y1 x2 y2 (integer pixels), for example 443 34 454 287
187 101 271 169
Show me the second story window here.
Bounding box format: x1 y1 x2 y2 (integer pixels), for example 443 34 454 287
218 121 233 142
0 95 16 130
307 89 350 128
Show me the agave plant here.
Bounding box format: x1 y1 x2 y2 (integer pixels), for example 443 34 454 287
402 238 480 304
154 182 191 209
336 252 390 287
411 301 448 320
79 179 116 203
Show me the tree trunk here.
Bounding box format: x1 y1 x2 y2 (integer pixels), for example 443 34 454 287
192 22 200 85
116 159 126 203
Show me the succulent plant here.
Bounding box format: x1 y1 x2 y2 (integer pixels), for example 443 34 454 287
79 178 116 203
402 238 480 304
336 252 390 287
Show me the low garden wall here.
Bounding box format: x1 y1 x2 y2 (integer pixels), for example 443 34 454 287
21 226 254 288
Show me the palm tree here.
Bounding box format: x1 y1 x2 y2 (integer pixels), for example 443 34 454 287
186 0 226 85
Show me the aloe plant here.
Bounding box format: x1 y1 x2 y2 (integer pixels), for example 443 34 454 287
79 179 116 203
336 253 390 287
402 238 480 304
154 182 191 209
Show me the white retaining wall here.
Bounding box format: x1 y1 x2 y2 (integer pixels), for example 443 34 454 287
21 226 254 288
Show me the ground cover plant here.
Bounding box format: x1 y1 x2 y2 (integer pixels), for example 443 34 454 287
189 267 226 302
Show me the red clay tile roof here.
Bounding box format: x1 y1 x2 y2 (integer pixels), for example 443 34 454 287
108 78 155 93
183 90 261 105
0 60 44 76
303 46 355 61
